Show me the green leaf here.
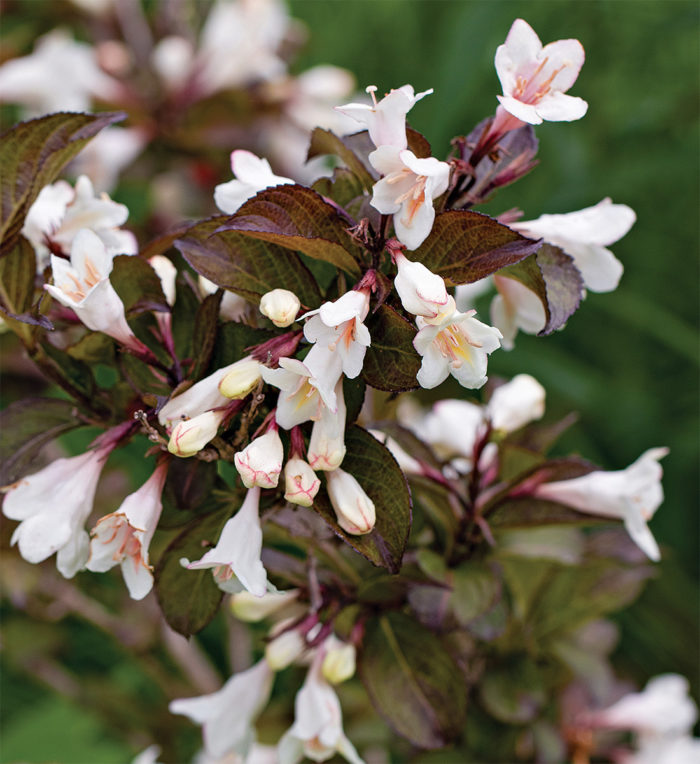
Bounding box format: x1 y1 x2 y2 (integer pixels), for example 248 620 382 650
359 612 468 748
0 236 35 318
499 244 584 334
39 340 96 400
488 498 612 530
362 304 421 392
480 657 547 724
312 426 411 573
160 460 220 528
343 374 366 425
0 111 125 256
66 332 115 365
209 321 275 370
0 397 81 485
175 217 322 309
191 293 222 380
411 211 542 285
451 561 502 626
307 127 375 190
217 185 362 278
110 255 169 316
312 167 367 208
139 222 193 259
154 502 231 637
170 278 201 361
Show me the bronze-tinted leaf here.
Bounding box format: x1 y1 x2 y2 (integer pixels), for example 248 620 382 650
362 304 421 392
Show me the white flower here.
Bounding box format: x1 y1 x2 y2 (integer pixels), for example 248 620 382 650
369 146 450 250
321 637 356 684
23 175 137 269
284 458 321 507
325 468 376 536
405 398 484 461
414 297 502 389
512 199 636 292
490 274 546 350
303 290 371 381
234 429 284 489
308 382 347 472
393 253 449 318
214 150 294 215
45 228 138 348
168 410 226 457
278 651 365 764
170 659 273 759
199 276 249 322
265 621 307 670
130 744 162 764
151 36 195 92
3 447 110 578
487 374 545 431
68 127 146 193
86 463 168 600
494 19 587 125
230 589 299 622
262 357 338 430
534 447 669 561
219 360 262 400
149 256 177 307
336 84 432 150
259 289 301 327
0 29 121 116
188 487 268 596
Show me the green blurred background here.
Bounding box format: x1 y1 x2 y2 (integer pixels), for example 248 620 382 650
1 0 698 761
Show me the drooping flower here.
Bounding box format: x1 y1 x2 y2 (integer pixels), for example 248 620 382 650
511 198 636 292
308 382 347 472
278 649 365 764
230 588 300 622
168 410 226 457
284 458 321 507
493 18 587 127
336 84 432 150
149 256 177 307
490 274 546 350
303 289 371 381
413 297 502 389
86 462 168 600
188 487 268 596
369 146 450 250
259 288 301 327
393 252 450 319
234 428 284 489
534 448 669 561
170 659 274 759
3 446 111 578
23 175 137 269
325 468 375 536
214 150 294 215
487 373 546 432
45 228 139 348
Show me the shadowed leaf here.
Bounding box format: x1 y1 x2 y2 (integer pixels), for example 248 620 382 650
362 305 421 392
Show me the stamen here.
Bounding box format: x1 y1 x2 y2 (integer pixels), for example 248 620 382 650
365 85 378 107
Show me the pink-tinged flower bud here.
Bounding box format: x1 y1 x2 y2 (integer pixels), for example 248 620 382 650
234 429 284 489
265 622 306 671
325 468 376 535
284 458 321 507
259 288 301 328
321 637 356 684
230 589 300 622
308 383 346 471
393 253 450 319
218 359 262 399
168 410 225 457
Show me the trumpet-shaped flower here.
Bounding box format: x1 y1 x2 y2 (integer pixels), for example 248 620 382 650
284 458 321 507
23 175 137 269
414 297 502 389
512 198 636 292
168 410 226 457
336 84 432 150
188 487 268 596
278 651 365 764
308 382 347 472
86 462 168 600
259 288 301 327
490 274 546 350
325 468 375 536
214 150 294 215
219 360 262 400
149 255 177 307
3 447 110 578
370 146 450 250
234 429 284 489
393 253 450 319
170 659 274 759
534 447 669 561
45 228 138 348
494 19 587 126
487 373 546 432
303 290 371 381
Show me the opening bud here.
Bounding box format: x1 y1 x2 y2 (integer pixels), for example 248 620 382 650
321 639 356 684
234 429 284 489
259 288 301 328
265 622 306 671
218 359 262 399
168 410 225 457
394 252 450 319
284 458 321 507
230 589 300 622
325 468 376 535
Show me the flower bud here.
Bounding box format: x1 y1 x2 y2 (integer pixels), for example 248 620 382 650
265 626 306 671
168 410 224 457
325 468 376 535
321 640 356 684
284 458 321 507
487 374 545 432
230 589 300 622
218 359 262 399
308 389 346 472
259 288 301 328
234 429 284 489
393 253 450 319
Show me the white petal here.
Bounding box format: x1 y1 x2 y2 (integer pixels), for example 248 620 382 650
496 95 542 124
623 509 660 562
535 92 588 122
416 344 450 389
